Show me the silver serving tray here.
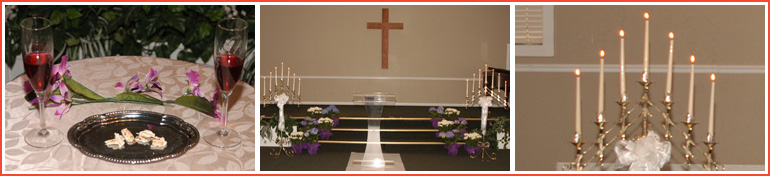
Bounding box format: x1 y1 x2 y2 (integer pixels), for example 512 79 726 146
67 110 199 164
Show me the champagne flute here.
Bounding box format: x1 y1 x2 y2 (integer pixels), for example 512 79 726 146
204 17 248 148
21 17 63 148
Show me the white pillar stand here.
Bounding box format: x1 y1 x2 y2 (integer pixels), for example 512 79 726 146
275 93 289 133
478 96 493 135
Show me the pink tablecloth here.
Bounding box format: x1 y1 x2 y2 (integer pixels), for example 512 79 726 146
4 56 255 171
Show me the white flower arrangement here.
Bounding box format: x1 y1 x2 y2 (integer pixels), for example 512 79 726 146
318 117 334 124
438 119 455 127
463 132 482 140
289 131 305 140
444 108 460 115
307 106 323 114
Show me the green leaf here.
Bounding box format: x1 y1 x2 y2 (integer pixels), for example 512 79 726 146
168 5 186 13
165 12 186 32
101 11 117 21
197 22 211 40
173 95 215 116
50 10 65 25
114 32 123 44
200 43 213 63
154 44 171 58
207 8 225 22
70 18 80 28
65 37 80 46
115 92 163 105
62 76 105 100
65 8 82 20
143 5 151 14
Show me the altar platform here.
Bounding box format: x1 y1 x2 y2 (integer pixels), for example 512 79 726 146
259 104 510 171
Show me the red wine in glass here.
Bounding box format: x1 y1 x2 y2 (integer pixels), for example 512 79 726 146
23 51 51 91
215 54 243 92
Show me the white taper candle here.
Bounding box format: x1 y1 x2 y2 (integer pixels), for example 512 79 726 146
598 50 605 122
281 62 284 81
262 76 266 96
708 73 716 142
298 78 302 97
665 32 675 99
642 12 650 82
465 79 469 97
472 74 476 96
619 30 627 102
575 69 582 136
287 67 291 86
687 55 695 123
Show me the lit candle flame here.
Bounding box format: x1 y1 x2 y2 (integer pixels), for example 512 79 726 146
575 69 581 76
644 12 649 20
669 32 674 39
711 73 716 82
690 55 695 63
600 50 605 58
619 30 625 38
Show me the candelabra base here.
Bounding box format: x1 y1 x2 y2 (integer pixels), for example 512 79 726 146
470 138 497 162
269 136 294 158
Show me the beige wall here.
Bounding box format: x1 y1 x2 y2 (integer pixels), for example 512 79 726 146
516 6 765 170
261 5 510 105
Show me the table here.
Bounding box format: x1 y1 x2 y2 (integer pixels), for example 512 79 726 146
4 56 255 171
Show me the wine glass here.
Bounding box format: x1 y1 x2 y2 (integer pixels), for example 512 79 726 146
203 17 248 148
21 17 63 148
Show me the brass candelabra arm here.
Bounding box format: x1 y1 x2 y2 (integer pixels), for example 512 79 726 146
661 100 674 140
595 121 607 166
680 121 697 166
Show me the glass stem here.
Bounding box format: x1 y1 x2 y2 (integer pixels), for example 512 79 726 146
35 91 49 136
219 93 230 136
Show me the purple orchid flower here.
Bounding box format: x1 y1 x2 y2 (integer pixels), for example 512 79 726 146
310 128 319 135
47 55 70 93
114 68 163 98
51 82 71 119
437 106 444 114
186 70 204 97
145 68 163 98
209 88 222 120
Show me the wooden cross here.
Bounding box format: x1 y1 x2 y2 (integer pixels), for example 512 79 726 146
367 8 403 69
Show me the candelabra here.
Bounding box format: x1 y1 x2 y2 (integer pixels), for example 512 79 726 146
563 12 724 171
464 64 509 162
262 62 302 158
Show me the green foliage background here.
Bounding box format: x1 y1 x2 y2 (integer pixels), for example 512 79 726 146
5 5 255 86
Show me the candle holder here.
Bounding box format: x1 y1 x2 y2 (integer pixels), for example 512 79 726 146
681 120 696 166
562 134 585 171
703 139 725 171
617 99 629 141
661 98 674 141
464 65 508 162
262 63 302 158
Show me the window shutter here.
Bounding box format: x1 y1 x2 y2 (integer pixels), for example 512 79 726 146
515 5 544 46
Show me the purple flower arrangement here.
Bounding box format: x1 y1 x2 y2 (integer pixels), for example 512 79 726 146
431 107 468 156
290 105 340 155
430 107 482 156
